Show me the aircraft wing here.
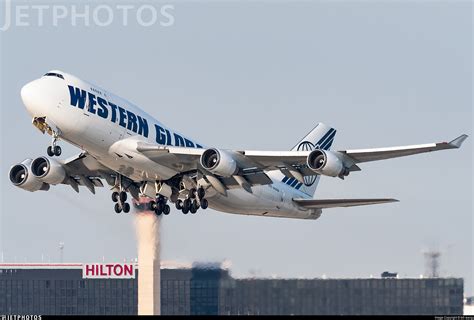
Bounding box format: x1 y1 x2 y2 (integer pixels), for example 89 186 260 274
136 143 276 189
293 198 399 209
340 134 469 164
59 153 115 194
240 134 468 169
136 134 468 185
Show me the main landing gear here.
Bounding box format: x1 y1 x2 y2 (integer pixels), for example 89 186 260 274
175 187 208 215
148 196 171 216
112 191 130 213
111 175 130 213
47 130 62 157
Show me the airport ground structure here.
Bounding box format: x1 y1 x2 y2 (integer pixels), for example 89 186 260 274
0 263 465 316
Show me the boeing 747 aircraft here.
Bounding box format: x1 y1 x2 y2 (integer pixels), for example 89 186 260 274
9 70 468 220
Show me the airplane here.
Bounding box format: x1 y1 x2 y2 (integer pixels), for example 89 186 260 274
9 70 468 220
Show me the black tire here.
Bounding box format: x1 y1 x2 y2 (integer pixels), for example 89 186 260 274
148 201 156 211
157 202 165 212
175 200 183 210
190 206 197 214
201 198 209 210
54 145 62 156
119 191 127 203
197 187 205 200
114 203 122 214
163 205 170 215
156 208 163 216
182 207 189 215
190 188 197 199
123 202 130 213
183 199 191 211
112 192 119 202
47 146 54 157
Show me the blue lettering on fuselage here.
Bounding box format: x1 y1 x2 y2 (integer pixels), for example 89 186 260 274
154 124 202 148
67 85 201 148
68 86 86 109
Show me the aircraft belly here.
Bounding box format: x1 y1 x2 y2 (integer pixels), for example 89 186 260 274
92 152 179 183
107 138 179 182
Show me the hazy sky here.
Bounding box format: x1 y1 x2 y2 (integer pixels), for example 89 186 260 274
1 1 472 295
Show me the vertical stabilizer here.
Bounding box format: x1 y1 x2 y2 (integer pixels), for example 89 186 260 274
277 123 337 198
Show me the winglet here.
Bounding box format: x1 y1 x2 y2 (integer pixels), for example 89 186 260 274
449 134 469 148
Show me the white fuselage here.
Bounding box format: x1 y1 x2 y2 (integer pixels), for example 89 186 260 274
20 71 319 219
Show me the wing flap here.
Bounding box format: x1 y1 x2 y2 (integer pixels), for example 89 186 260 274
60 153 114 192
293 198 399 209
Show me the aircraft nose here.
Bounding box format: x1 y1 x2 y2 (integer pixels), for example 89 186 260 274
20 80 47 117
21 81 34 103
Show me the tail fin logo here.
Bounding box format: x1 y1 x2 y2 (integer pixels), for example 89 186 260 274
298 141 316 151
297 141 318 187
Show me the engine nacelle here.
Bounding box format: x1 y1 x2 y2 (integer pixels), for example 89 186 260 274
31 156 66 185
200 148 238 177
9 159 50 192
307 150 349 178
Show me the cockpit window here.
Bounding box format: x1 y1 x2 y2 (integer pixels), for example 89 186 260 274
43 72 64 80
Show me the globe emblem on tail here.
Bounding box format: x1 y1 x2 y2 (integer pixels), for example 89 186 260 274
297 141 318 187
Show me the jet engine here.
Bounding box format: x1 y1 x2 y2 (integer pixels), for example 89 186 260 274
200 149 238 177
31 156 66 185
307 150 350 178
9 159 50 192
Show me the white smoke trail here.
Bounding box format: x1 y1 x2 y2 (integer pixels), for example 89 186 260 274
134 198 161 315
135 211 160 262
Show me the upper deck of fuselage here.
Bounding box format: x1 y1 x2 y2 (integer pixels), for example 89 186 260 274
43 70 143 116
38 70 204 149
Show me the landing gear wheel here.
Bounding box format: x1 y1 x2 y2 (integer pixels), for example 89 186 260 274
190 205 197 214
163 205 170 215
183 199 191 211
148 201 157 211
53 145 62 156
201 198 209 210
47 146 54 157
123 202 130 213
155 207 163 216
119 191 127 203
197 187 206 200
157 202 165 212
182 207 189 215
175 200 183 210
112 192 119 203
190 188 197 199
114 203 122 214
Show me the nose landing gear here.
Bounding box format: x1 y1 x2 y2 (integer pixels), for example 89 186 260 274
47 131 62 157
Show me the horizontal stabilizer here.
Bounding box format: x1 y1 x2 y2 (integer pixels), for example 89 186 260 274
293 198 399 209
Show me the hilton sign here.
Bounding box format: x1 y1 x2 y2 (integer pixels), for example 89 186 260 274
82 264 136 279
